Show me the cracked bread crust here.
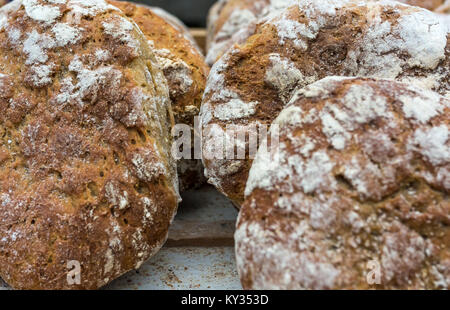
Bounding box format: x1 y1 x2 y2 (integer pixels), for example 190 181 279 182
236 77 449 290
111 0 209 191
200 0 450 206
0 0 178 289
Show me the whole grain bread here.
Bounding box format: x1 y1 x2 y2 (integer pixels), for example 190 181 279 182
206 0 449 66
200 0 450 206
236 77 450 289
0 0 179 289
110 1 209 191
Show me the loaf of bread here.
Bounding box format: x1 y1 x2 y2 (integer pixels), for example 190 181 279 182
0 0 179 289
206 0 450 65
200 0 449 206
110 1 209 191
236 77 449 289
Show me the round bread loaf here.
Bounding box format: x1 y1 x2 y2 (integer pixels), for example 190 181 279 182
206 0 449 66
201 0 450 206
110 1 209 191
236 77 449 289
0 0 179 289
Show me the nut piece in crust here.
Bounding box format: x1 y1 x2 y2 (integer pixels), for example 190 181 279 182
236 77 449 290
110 1 210 191
200 0 449 206
0 0 179 289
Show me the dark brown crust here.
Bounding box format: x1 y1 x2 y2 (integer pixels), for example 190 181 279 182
201 0 450 206
206 0 449 64
0 0 178 289
237 77 449 289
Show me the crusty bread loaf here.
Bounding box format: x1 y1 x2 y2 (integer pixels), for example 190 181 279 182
236 77 449 289
200 0 449 206
110 1 209 191
206 0 449 66
0 0 179 289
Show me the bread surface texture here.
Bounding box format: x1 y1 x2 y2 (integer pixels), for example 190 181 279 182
206 0 449 65
0 0 179 289
111 0 209 191
147 5 199 49
236 77 450 289
200 0 450 206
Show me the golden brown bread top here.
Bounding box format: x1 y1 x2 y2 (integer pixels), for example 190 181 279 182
237 77 449 289
110 0 209 127
200 0 450 206
0 0 178 289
